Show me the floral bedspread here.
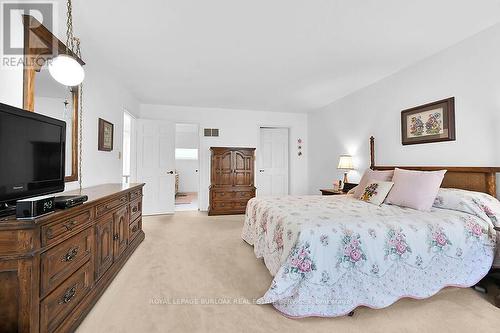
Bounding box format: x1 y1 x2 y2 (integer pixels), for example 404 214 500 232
242 194 497 317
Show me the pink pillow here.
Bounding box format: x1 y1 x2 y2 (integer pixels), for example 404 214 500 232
353 169 394 198
385 168 447 211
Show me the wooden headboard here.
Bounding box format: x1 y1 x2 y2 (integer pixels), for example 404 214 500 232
369 136 500 197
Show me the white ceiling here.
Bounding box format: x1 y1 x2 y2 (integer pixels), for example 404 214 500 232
70 0 500 112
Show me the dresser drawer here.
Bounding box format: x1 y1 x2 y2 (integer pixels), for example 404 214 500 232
129 198 142 222
40 228 93 298
129 188 142 201
129 217 142 242
40 261 93 333
42 210 92 247
95 195 128 218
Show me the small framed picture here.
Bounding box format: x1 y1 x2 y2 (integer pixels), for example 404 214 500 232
401 97 455 145
98 118 114 151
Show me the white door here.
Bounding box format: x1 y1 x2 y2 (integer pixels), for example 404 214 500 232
258 128 289 196
137 120 176 215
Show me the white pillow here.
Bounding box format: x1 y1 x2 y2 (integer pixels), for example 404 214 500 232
359 180 394 206
385 168 446 211
352 169 394 199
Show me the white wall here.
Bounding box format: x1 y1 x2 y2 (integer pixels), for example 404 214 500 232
308 23 500 197
175 160 199 192
140 105 309 210
0 12 23 107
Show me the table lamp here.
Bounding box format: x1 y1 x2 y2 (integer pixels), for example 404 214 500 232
337 155 354 185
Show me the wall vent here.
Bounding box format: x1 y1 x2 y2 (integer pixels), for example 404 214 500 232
204 128 219 137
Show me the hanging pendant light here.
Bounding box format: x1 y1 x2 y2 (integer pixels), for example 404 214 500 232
49 54 84 86
48 0 85 86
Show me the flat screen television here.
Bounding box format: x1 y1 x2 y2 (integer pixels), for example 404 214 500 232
0 102 66 213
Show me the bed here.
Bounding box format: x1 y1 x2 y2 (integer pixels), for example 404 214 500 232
242 137 500 318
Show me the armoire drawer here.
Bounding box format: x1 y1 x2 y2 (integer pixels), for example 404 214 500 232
211 199 251 212
42 210 92 247
40 261 93 333
233 191 254 199
233 199 251 210
212 189 255 200
40 227 93 298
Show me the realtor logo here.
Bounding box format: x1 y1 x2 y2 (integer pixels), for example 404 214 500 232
2 1 54 55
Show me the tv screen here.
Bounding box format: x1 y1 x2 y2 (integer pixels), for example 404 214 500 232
0 103 66 203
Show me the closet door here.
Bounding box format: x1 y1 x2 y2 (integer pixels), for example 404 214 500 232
212 149 233 186
233 150 254 186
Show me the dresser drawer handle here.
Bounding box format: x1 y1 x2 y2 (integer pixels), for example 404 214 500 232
132 206 138 213
113 233 119 240
131 225 138 233
220 192 225 196
46 228 54 240
59 285 77 304
62 247 79 262
63 220 78 231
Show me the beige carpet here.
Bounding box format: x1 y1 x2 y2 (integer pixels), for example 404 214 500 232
77 212 500 333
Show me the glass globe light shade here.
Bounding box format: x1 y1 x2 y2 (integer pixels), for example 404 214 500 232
48 54 85 86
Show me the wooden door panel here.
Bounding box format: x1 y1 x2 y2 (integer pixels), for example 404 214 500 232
95 214 114 280
113 206 129 261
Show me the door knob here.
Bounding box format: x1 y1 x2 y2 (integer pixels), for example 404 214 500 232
167 171 174 174
259 169 264 173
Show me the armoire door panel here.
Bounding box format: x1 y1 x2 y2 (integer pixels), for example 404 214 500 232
214 151 233 186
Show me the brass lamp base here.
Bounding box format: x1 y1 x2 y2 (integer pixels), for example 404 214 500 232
343 172 349 185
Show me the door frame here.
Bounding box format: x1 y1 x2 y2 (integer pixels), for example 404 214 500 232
174 122 201 212
256 126 290 196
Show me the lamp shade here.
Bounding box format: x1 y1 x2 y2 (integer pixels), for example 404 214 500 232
337 155 354 170
48 54 85 86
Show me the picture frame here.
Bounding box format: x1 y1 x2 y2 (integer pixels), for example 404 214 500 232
98 118 114 151
401 97 455 145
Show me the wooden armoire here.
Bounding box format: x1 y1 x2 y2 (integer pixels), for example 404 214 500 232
209 147 256 215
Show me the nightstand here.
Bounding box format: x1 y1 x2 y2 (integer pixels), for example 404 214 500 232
320 189 344 196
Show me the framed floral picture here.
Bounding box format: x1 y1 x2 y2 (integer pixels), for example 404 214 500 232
401 97 455 145
98 118 114 151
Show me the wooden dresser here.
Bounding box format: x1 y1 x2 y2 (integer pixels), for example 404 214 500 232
0 183 145 333
208 147 256 215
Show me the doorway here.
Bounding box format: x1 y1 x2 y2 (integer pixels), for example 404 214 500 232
174 123 200 211
258 127 289 196
122 110 135 184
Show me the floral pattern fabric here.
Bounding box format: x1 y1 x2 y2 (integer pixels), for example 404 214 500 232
242 194 497 318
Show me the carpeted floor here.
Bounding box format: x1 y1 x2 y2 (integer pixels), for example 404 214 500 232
76 212 500 333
